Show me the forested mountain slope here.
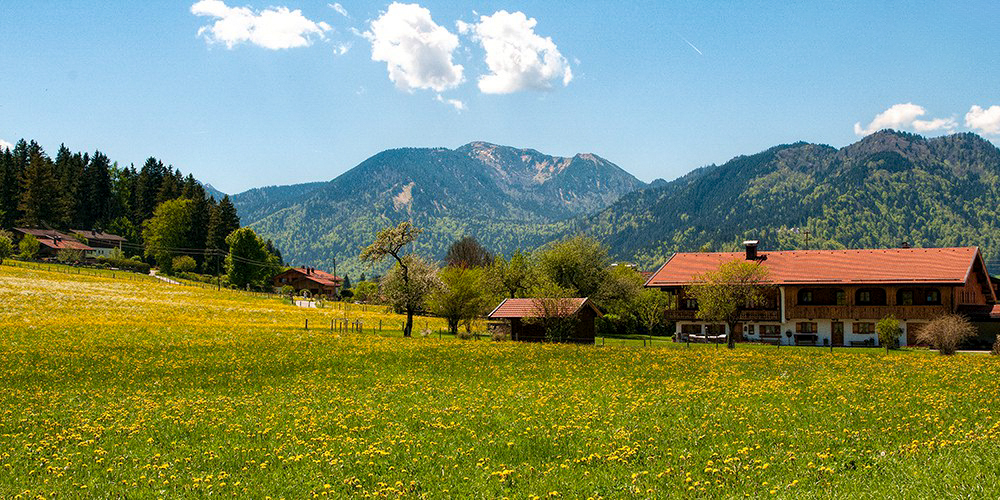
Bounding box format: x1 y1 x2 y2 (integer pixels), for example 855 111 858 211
237 143 646 275
586 130 1000 269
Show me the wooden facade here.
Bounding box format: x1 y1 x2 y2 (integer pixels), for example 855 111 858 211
487 298 601 344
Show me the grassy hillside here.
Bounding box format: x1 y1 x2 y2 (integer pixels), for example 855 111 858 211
3 265 1000 496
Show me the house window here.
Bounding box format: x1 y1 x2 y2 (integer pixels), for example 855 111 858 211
832 322 845 335
681 324 702 334
682 298 698 310
796 322 817 333
854 322 875 334
897 289 914 306
706 324 726 335
924 289 941 305
760 325 781 337
798 288 843 306
855 288 887 305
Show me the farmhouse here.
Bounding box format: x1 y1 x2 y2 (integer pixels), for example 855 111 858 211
70 229 126 259
488 297 602 344
646 241 998 347
12 228 93 258
272 267 343 297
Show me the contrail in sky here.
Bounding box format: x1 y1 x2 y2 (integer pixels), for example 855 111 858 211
677 34 703 55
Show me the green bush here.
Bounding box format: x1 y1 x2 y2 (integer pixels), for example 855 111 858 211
876 315 901 350
172 255 197 274
0 231 13 262
96 256 151 274
281 285 295 297
19 234 40 260
57 248 84 263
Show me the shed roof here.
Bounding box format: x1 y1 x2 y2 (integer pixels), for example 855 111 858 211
646 247 987 287
488 297 601 319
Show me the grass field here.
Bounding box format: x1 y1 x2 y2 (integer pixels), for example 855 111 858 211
2 264 1000 498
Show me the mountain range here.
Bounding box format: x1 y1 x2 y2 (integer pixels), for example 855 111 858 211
228 131 1000 277
231 142 647 275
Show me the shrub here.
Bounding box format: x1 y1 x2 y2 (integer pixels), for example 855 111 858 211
57 248 84 263
0 231 13 262
172 255 197 274
876 315 901 350
19 234 40 260
457 330 475 340
917 315 977 355
96 256 151 274
281 285 295 297
491 325 511 342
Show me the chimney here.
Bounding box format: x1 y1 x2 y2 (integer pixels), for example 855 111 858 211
743 240 759 260
901 242 911 249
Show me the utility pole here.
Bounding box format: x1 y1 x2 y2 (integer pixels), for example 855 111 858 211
332 256 338 299
215 249 222 291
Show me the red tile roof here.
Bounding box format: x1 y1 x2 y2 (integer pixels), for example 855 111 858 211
488 298 601 319
279 267 343 287
14 228 94 251
646 247 985 287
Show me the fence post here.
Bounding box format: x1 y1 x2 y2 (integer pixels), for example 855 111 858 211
331 319 334 333
305 319 309 330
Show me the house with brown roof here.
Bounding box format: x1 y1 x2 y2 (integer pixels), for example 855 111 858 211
272 267 343 297
487 297 602 343
70 229 126 258
13 228 94 259
645 241 997 347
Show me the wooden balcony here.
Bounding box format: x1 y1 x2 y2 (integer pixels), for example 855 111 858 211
664 309 779 321
785 304 949 321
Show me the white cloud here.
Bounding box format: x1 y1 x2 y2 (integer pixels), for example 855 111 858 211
853 103 956 136
965 105 1000 135
459 10 572 94
329 3 349 18
191 0 331 50
0 139 13 151
435 94 465 111
334 42 351 56
365 3 464 92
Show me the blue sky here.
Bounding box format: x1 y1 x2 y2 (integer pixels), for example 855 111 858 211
1 1 998 194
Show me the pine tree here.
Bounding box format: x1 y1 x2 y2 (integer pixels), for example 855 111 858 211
53 145 78 227
187 192 212 269
135 157 166 226
207 195 241 252
17 149 58 227
80 151 114 229
0 147 18 228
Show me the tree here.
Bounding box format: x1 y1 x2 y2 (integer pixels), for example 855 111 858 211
876 315 902 352
142 198 193 273
360 221 423 337
444 236 493 268
225 227 280 289
536 235 612 299
487 250 537 299
342 274 352 291
17 150 58 227
19 234 40 260
685 259 772 349
0 230 13 263
381 256 441 333
354 281 378 303
430 267 489 336
633 288 673 335
207 195 241 252
57 248 84 263
172 255 197 274
916 315 975 355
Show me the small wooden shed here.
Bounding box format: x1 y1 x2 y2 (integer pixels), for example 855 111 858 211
487 297 602 344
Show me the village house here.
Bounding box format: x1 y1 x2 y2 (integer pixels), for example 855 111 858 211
70 229 126 259
12 228 94 259
272 267 343 297
645 241 998 347
487 297 602 344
